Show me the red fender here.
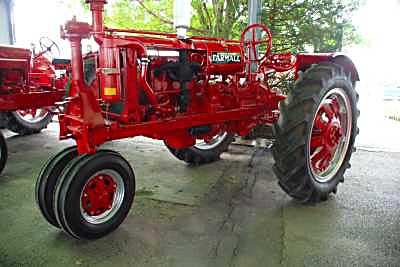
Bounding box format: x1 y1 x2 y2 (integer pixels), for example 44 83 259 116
296 53 360 81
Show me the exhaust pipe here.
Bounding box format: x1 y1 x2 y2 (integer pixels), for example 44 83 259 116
173 0 191 39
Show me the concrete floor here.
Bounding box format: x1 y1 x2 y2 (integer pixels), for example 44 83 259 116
0 124 400 267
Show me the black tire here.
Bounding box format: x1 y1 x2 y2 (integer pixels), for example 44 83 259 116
165 133 234 164
272 62 359 203
53 150 135 240
0 132 7 175
35 146 78 228
3 110 53 135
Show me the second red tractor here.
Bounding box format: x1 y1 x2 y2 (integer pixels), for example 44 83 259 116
0 38 69 174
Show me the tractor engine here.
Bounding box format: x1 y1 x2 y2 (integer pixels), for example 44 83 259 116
148 44 243 115
94 42 252 123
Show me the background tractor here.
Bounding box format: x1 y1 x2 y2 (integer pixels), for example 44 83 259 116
35 0 359 240
0 37 69 174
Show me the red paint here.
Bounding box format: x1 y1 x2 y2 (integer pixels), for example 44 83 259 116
295 53 360 81
310 98 344 173
56 0 357 155
81 174 117 216
0 43 68 112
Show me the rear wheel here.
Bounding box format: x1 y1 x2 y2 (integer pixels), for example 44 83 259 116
53 150 135 240
272 62 359 203
4 109 53 135
165 132 234 164
0 132 7 175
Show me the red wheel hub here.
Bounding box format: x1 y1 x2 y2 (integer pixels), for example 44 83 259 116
310 97 344 173
17 109 38 117
81 174 117 216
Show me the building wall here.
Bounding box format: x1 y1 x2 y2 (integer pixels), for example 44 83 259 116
0 0 13 44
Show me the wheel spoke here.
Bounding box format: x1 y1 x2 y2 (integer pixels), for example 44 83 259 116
330 97 341 116
194 132 228 150
314 113 328 131
320 103 335 120
29 109 38 117
310 133 323 150
15 108 49 124
311 146 333 173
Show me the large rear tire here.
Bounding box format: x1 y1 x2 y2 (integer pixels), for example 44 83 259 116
165 132 234 164
3 109 53 135
0 132 7 175
272 62 359 203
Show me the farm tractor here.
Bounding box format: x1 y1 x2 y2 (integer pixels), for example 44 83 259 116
0 38 69 174
35 0 360 240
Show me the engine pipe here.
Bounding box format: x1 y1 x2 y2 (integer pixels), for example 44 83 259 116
61 18 91 82
87 0 105 33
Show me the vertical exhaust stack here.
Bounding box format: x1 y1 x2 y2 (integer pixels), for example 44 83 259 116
86 0 106 34
174 0 191 39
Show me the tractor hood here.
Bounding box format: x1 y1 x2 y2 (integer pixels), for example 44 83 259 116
0 44 31 70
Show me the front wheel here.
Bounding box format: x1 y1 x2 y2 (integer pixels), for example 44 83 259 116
53 150 135 240
0 132 7 175
165 132 234 164
272 62 359 203
35 146 78 228
3 109 53 135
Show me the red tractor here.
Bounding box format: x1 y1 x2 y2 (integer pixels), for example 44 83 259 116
35 0 360 240
0 38 69 174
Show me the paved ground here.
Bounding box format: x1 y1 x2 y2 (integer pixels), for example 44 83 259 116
0 124 399 267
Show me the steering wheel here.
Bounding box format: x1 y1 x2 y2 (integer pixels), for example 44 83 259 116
240 24 273 64
39 37 60 58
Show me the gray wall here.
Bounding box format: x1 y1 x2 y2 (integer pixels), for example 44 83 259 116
0 0 13 44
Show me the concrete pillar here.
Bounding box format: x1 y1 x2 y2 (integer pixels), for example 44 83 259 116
0 0 15 44
247 0 262 72
248 0 261 25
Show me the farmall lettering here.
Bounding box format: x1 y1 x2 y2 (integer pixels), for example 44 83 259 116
211 52 241 64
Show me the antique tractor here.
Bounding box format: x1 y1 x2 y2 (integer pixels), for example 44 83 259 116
0 38 69 174
35 0 359 239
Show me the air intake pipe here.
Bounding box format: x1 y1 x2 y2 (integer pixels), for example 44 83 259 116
86 0 106 35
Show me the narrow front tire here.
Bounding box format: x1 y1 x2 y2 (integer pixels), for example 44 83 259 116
0 132 7 175
53 150 135 240
35 146 78 228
